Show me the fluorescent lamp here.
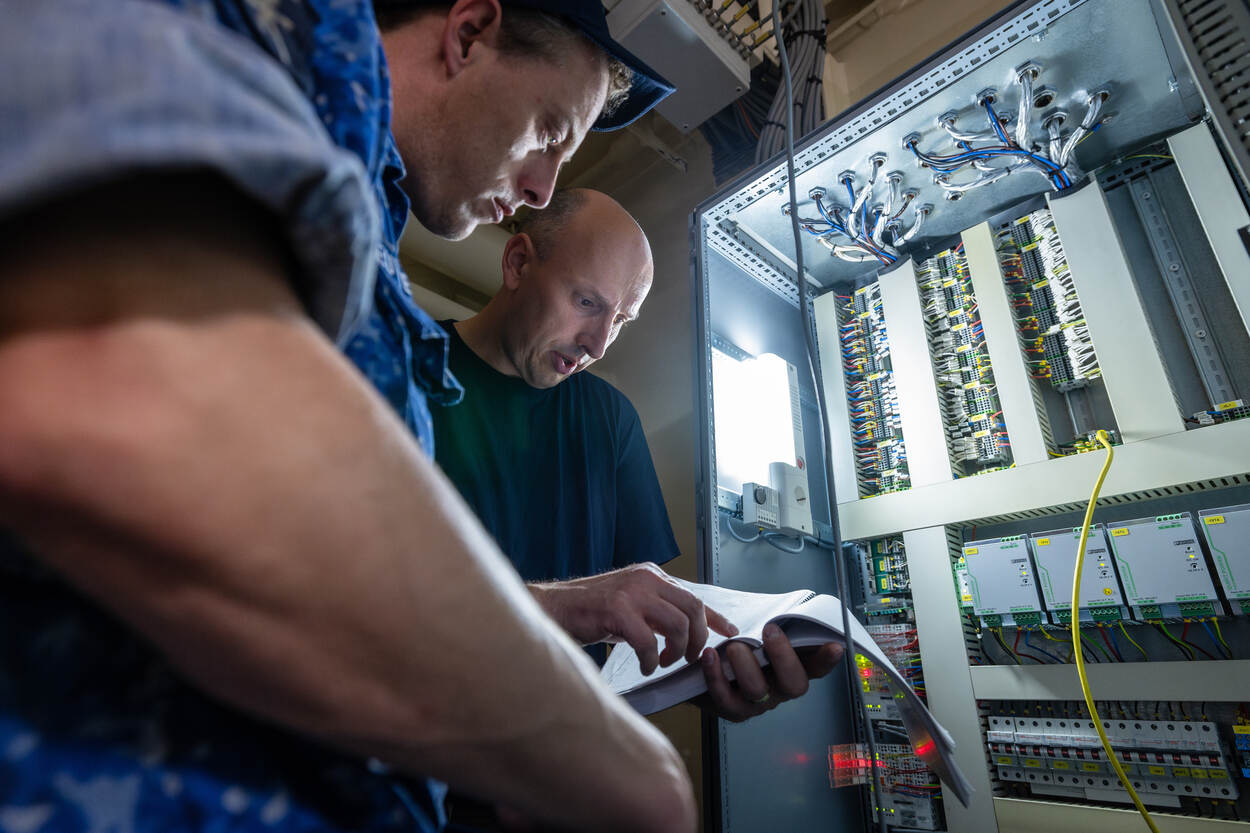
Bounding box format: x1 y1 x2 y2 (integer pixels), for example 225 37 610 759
711 347 799 495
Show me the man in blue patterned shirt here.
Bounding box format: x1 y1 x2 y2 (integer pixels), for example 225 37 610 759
0 2 699 832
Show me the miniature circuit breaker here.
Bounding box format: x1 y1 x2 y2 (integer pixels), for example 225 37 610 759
1029 525 1128 623
1105 513 1224 619
953 554 974 615
1198 504 1250 616
962 535 1044 626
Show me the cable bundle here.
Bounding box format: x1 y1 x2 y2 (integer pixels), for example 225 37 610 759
786 156 933 264
907 64 1107 199
754 0 826 163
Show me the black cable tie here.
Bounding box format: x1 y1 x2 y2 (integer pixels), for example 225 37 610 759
762 119 785 129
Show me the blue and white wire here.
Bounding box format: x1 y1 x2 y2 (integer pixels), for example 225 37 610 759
984 99 1011 144
985 97 1058 186
812 192 896 264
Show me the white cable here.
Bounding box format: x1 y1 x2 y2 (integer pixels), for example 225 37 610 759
871 204 889 248
834 248 880 263
1015 70 1033 150
763 533 806 554
897 206 930 244
1060 93 1103 166
939 116 1002 144
1046 119 1064 164
725 516 761 543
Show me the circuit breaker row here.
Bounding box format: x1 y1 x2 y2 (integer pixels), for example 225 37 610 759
986 715 1240 806
955 504 1250 626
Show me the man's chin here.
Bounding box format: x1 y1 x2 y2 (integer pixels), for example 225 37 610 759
423 216 476 241
409 200 477 241
524 368 562 390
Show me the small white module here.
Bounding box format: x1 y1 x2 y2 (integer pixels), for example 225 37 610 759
1105 513 1224 618
1030 525 1128 623
962 536 1044 626
1199 504 1250 616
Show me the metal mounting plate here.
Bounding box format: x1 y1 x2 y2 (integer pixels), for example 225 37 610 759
697 0 1201 290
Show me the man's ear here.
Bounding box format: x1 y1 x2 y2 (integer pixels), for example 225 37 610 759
441 0 503 77
501 232 536 290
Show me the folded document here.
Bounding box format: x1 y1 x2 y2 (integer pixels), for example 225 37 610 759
600 578 974 807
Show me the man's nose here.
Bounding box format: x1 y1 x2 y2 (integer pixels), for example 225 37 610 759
580 318 613 361
517 155 559 210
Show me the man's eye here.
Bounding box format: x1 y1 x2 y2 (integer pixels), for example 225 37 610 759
579 297 595 308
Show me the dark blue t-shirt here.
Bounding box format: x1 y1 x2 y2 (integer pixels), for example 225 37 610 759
432 323 680 596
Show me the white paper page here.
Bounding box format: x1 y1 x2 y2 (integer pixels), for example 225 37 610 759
600 581 975 807
601 579 814 695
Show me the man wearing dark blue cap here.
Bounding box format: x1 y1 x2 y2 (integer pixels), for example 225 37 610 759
0 2 693 833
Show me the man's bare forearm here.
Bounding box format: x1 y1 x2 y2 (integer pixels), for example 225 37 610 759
0 177 694 833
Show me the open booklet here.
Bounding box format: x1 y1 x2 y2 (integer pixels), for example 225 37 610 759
601 578 974 807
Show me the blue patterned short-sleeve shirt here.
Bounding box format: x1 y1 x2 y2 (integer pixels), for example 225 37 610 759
0 1 460 831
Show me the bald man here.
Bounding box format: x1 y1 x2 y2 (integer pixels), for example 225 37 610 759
433 189 843 723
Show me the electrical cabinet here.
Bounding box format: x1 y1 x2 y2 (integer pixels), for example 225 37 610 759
691 0 1250 830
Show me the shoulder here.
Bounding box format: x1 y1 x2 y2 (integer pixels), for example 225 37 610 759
0 0 379 344
574 372 639 420
571 374 646 453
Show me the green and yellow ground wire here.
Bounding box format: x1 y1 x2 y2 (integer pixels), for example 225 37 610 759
1071 430 1160 833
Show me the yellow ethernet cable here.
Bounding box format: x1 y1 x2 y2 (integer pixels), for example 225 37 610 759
1071 430 1160 833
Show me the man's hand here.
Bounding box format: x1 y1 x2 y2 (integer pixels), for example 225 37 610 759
529 563 738 675
696 626 845 722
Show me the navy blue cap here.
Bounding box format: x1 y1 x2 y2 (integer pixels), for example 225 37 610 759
500 0 676 131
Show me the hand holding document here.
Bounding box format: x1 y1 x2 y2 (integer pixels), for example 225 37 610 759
601 578 974 807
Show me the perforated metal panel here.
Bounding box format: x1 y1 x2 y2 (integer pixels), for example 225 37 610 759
1160 0 1250 185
